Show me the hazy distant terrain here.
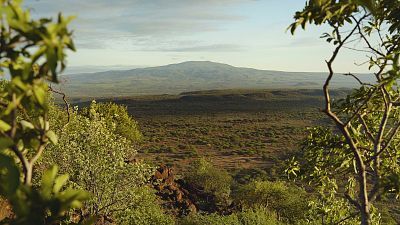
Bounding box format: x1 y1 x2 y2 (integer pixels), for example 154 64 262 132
59 61 369 98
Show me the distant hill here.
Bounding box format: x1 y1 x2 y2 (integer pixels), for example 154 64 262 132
58 61 370 97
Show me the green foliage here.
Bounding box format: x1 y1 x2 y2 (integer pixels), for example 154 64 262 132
3 165 89 225
234 180 308 223
1 151 89 224
0 0 88 224
117 187 175 225
185 158 233 207
179 207 283 225
287 127 387 224
285 127 360 224
288 127 352 183
289 0 400 34
0 154 19 196
80 102 142 143
290 0 400 223
289 0 358 34
304 189 385 225
237 207 284 225
43 101 172 224
179 213 239 225
304 177 360 225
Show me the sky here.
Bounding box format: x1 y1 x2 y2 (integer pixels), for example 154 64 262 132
24 0 370 73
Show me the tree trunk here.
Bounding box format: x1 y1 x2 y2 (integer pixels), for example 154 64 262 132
359 167 371 225
360 209 371 225
24 164 33 186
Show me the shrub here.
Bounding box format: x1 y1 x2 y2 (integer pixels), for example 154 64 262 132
42 101 172 224
234 180 308 223
178 207 283 225
80 102 143 143
179 213 239 225
118 187 175 225
238 207 284 225
185 158 233 208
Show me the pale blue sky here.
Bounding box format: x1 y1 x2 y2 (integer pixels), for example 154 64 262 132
24 0 369 73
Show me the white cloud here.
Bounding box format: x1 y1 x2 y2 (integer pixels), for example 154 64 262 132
25 0 249 50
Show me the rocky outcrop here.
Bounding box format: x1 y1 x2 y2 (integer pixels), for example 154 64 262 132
94 215 115 225
151 164 197 216
0 199 13 221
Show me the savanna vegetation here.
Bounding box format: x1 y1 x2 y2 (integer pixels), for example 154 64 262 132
95 89 329 173
1 0 400 225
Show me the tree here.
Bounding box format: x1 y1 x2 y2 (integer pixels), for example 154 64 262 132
0 0 88 223
288 1 400 224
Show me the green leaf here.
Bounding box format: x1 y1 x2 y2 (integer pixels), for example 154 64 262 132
20 120 34 130
45 48 57 79
33 85 46 106
11 76 27 91
0 137 14 150
53 174 69 194
41 165 58 199
59 188 90 210
0 154 20 196
0 120 11 132
46 130 58 145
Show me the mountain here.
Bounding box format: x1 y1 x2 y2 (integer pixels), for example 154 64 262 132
58 61 368 98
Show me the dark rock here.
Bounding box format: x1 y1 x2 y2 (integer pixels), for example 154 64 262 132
151 165 197 216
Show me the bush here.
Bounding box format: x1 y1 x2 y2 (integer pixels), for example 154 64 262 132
179 213 239 225
42 101 172 224
185 158 233 208
80 102 143 143
234 180 308 223
238 207 284 225
178 207 283 225
118 187 175 225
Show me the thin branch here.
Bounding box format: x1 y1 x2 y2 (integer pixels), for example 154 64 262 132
353 15 385 58
335 212 358 225
10 145 29 183
368 122 400 163
29 141 47 168
344 193 361 209
344 88 375 127
354 60 370 67
343 46 376 54
342 73 373 87
357 114 375 143
49 85 70 124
